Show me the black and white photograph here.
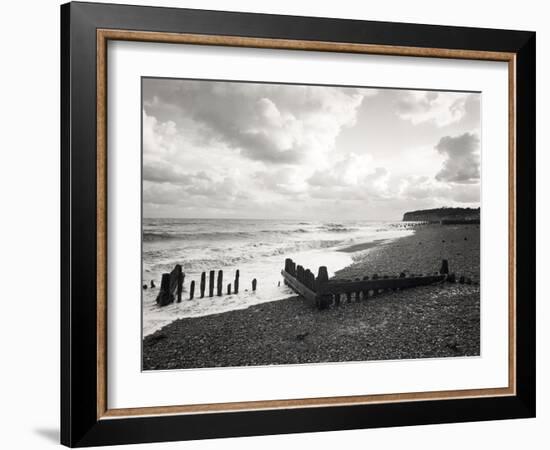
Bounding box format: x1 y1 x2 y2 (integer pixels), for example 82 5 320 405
0 0 542 447
141 77 481 371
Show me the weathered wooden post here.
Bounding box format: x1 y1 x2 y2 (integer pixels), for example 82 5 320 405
189 280 195 300
217 270 223 296
372 273 379 295
252 278 257 291
381 274 389 293
156 273 170 305
316 266 328 280
440 259 449 275
209 270 215 297
169 265 183 294
354 278 361 301
285 258 292 273
315 266 331 310
234 269 240 294
227 283 231 295
305 269 313 291
156 270 178 307
200 272 206 298
362 276 369 300
176 271 184 303
156 264 184 305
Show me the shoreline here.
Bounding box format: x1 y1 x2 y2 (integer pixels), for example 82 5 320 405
142 229 407 336
143 224 480 370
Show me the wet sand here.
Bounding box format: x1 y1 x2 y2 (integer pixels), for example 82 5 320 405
143 224 480 370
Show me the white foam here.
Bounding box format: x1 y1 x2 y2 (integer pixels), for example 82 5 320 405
142 226 413 336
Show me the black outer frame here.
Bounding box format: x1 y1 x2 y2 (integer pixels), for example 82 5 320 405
60 1 536 447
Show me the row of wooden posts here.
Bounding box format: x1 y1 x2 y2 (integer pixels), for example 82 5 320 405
154 264 257 307
282 258 453 310
152 258 462 308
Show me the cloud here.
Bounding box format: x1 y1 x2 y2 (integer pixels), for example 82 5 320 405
395 91 478 127
308 153 375 186
435 132 480 184
253 168 308 195
143 79 374 166
142 112 177 156
143 161 212 187
143 174 239 207
399 175 479 204
141 79 481 219
307 154 390 201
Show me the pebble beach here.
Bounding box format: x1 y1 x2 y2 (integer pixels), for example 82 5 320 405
142 224 480 370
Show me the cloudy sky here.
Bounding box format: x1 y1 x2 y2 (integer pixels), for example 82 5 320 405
142 78 480 220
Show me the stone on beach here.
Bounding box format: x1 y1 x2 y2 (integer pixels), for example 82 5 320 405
143 224 480 370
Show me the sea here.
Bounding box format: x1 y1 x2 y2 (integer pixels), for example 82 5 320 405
142 218 413 336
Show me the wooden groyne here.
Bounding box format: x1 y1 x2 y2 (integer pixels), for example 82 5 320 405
152 267 251 306
148 258 469 310
155 264 184 306
282 258 452 310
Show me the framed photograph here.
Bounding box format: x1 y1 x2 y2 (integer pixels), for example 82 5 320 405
61 2 536 447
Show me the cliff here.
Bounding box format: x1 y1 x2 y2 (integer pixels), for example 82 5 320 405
402 207 480 223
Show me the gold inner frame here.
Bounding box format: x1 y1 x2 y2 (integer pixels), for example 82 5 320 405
96 29 517 420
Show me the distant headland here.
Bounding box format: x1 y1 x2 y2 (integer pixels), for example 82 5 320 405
402 207 480 224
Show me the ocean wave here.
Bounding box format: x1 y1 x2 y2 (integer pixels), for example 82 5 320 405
258 228 310 234
143 238 346 273
318 223 358 233
143 227 320 241
143 231 254 241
